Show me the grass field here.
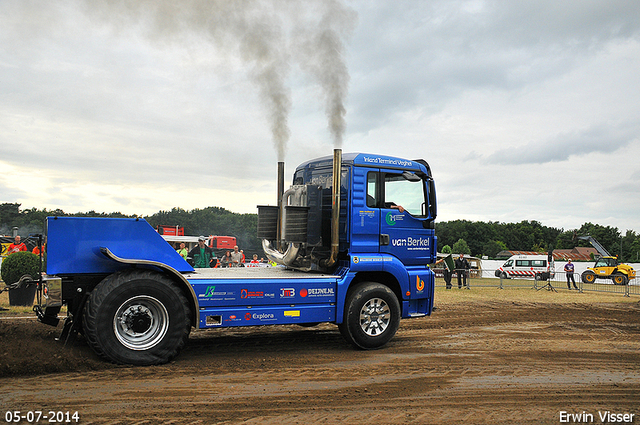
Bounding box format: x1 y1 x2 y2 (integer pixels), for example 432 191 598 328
433 284 639 305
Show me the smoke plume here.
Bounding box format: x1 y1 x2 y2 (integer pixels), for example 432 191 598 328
293 0 356 148
83 0 356 160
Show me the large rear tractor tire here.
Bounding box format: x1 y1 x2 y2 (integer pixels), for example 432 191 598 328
338 282 400 350
581 270 596 284
83 269 191 365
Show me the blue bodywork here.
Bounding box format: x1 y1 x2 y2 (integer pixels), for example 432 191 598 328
42 152 436 330
46 216 193 275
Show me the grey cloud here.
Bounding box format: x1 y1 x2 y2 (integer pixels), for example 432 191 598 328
347 0 640 133
486 121 640 165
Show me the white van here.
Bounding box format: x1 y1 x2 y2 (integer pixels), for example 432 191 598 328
495 255 555 280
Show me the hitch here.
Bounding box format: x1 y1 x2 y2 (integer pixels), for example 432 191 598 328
57 292 89 346
34 304 60 327
0 275 37 294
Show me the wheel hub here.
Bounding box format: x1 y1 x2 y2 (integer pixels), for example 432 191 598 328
360 298 390 336
114 295 169 351
122 306 153 334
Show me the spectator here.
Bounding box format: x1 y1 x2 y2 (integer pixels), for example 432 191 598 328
177 243 188 260
454 253 470 289
230 245 242 267
435 255 453 290
187 236 215 268
32 242 46 256
247 254 260 267
221 251 231 268
8 236 27 255
564 259 578 290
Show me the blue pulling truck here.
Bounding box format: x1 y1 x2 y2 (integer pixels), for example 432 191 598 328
34 150 438 365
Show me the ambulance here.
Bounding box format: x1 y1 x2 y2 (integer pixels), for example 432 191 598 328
495 254 554 280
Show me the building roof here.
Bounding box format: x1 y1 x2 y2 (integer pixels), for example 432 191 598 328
496 248 598 261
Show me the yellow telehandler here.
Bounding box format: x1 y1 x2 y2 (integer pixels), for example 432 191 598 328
577 236 636 285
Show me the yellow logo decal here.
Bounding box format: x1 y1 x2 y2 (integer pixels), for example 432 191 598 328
416 276 425 292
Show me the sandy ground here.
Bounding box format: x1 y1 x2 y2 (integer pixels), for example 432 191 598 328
1 288 639 424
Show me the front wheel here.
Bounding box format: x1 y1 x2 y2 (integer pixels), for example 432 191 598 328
338 282 400 350
611 273 628 286
83 269 191 365
581 270 596 284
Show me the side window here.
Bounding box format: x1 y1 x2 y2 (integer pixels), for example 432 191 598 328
383 173 426 216
367 172 377 208
531 260 546 267
515 260 531 267
504 260 513 267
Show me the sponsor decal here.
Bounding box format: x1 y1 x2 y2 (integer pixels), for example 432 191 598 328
224 314 242 323
391 237 431 250
362 156 413 168
280 288 295 298
353 256 393 263
243 312 277 321
307 287 335 296
224 314 243 323
416 276 425 292
385 212 404 226
300 287 335 298
284 310 300 317
199 285 235 298
251 312 276 321
241 289 267 299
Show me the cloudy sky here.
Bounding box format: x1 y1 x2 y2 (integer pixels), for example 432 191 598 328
2 0 640 232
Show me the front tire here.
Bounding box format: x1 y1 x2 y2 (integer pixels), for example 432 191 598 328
611 273 628 285
338 282 400 350
581 270 596 284
83 269 191 365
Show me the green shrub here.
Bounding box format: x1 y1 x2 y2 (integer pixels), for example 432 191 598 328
1 251 40 285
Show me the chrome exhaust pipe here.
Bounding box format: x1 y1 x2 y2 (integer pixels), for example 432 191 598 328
263 160 301 266
321 148 341 268
276 161 284 247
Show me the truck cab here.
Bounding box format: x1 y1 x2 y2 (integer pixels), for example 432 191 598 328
262 153 436 269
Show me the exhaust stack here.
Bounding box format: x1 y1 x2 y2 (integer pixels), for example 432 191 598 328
277 161 284 246
321 148 341 268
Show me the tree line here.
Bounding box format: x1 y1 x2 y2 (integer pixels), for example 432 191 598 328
0 203 261 255
2 203 640 262
436 220 640 262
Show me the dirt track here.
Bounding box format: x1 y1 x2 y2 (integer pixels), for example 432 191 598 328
1 289 639 424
